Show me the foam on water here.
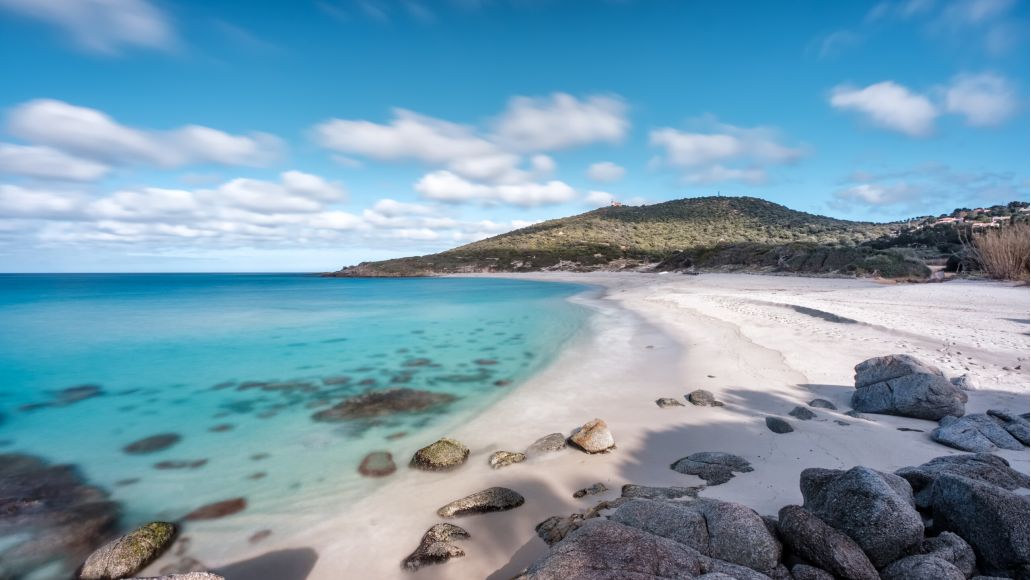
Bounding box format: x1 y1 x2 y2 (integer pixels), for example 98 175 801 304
0 274 588 572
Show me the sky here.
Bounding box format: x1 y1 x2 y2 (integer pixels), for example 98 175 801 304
0 0 1027 272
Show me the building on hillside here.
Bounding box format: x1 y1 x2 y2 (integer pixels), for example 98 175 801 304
609 200 623 207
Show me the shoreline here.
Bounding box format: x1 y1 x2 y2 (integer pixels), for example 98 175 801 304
140 272 1030 579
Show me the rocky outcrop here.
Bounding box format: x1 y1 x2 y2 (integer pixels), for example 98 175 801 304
851 355 967 420
687 390 724 407
79 522 176 580
931 414 1026 452
568 419 615 453
526 433 567 455
800 466 923 567
670 452 753 485
488 451 526 469
436 487 525 517
312 388 456 421
776 505 877 580
410 438 469 471
930 473 1030 576
401 523 469 571
896 453 1029 509
358 451 396 477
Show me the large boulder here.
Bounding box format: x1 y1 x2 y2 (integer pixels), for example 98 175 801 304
410 438 469 471
569 418 615 453
930 473 1030 576
931 414 1025 452
776 505 878 580
986 409 1029 445
879 555 966 580
851 355 966 420
690 498 781 573
436 487 524 517
79 522 176 580
401 523 469 571
521 518 705 579
800 466 923 567
919 532 976 578
670 452 753 485
895 453 1029 509
609 499 708 553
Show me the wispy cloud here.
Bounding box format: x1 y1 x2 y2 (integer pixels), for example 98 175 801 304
0 0 177 55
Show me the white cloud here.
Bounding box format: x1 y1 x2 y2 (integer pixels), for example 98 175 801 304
7 99 283 168
0 0 176 54
649 119 804 184
944 73 1018 127
414 170 577 206
0 143 110 181
833 183 922 206
491 93 629 152
830 81 939 137
584 190 616 206
0 184 82 218
586 161 626 183
371 198 435 217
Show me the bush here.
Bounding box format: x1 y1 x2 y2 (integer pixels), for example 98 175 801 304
966 223 1030 282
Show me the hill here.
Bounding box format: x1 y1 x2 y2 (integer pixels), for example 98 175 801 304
329 196 942 278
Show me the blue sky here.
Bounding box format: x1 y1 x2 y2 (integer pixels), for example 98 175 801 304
0 0 1027 272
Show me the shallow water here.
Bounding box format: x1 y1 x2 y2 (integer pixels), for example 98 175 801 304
0 274 588 576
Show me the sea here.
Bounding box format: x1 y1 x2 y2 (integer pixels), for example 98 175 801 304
0 273 590 578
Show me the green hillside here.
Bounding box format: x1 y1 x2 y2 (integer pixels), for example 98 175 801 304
329 196 930 278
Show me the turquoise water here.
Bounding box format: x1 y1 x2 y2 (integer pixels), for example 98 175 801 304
0 274 588 574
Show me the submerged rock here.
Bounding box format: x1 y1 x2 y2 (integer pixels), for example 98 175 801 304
789 406 816 420
401 523 470 571
800 466 923 567
526 433 567 455
573 483 608 498
776 505 878 580
436 487 525 517
931 414 1025 452
488 451 526 469
765 417 793 434
670 452 753 485
124 433 182 454
182 498 246 521
79 522 177 580
895 453 1029 509
358 451 396 477
311 388 457 421
410 438 469 471
850 355 966 420
656 397 685 408
569 418 615 453
687 389 724 407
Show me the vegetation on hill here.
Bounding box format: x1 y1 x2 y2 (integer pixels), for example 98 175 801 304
330 196 947 278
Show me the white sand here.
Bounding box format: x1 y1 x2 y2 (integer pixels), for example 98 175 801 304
145 273 1030 579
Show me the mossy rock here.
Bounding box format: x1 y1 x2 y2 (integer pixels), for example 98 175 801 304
79 521 176 580
410 438 469 471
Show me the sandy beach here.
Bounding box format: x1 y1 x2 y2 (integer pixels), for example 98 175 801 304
144 272 1030 579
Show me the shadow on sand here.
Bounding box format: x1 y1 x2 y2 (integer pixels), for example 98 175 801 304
214 548 318 580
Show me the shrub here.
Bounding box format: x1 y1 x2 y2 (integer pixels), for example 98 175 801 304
965 222 1030 282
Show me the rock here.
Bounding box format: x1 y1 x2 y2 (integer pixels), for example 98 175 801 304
687 389 724 407
696 574 739 580
573 483 608 498
703 559 774 580
536 514 586 546
896 453 1029 509
790 564 835 580
526 433 567 455
410 438 469 471
521 518 706 579
986 409 1030 445
488 451 526 469
311 388 456 421
765 417 793 433
920 532 976 578
950 373 980 391
671 452 753 485
0 454 120 579
789 406 816 420
851 354 967 420
656 397 684 408
808 399 837 410
182 498 246 521
79 522 177 580
436 487 525 517
931 473 1030 575
880 555 965 580
401 523 469 571
569 418 615 453
776 505 878 580
620 484 703 501
931 414 1024 452
358 451 396 477
693 498 781 572
609 498 709 553
124 433 182 454
800 466 923 567
844 410 866 420
127 574 223 580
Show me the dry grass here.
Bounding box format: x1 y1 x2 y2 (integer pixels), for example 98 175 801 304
966 222 1030 282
